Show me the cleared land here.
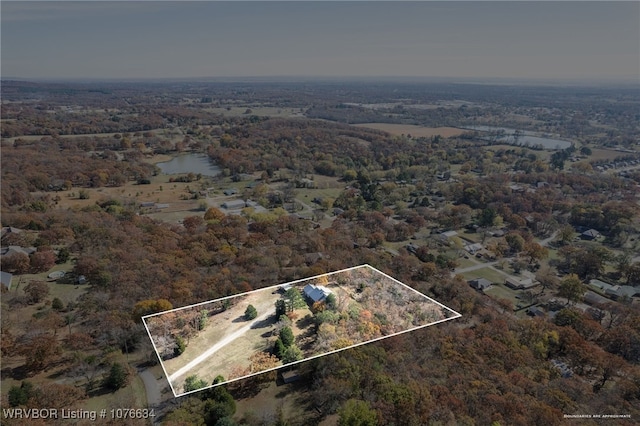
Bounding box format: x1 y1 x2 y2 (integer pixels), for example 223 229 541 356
353 123 467 138
144 265 460 396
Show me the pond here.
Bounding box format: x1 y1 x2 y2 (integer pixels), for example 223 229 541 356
461 125 572 150
156 153 221 177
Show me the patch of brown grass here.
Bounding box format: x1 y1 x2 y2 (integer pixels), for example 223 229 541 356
353 123 466 138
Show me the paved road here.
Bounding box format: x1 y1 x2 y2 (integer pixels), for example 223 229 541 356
138 368 169 425
167 309 274 386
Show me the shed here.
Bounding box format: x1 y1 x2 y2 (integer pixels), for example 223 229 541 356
281 370 301 384
223 188 238 196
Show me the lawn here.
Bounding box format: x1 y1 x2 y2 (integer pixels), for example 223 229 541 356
483 283 524 308
462 266 507 284
456 258 478 269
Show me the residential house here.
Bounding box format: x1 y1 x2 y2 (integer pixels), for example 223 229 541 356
303 284 332 303
464 242 484 254
468 278 492 291
604 285 640 300
1 246 36 257
527 306 546 317
505 276 539 290
439 230 458 243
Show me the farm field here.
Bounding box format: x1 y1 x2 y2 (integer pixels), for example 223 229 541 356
352 123 467 138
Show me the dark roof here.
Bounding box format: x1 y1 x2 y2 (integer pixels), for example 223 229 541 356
281 370 300 383
469 278 492 290
582 229 600 238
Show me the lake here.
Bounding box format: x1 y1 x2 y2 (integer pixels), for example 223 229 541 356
156 153 221 177
461 125 572 150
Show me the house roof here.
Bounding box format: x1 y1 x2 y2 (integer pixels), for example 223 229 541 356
222 200 246 210
1 227 22 238
584 291 610 306
469 278 492 289
465 243 484 253
605 285 640 299
1 246 36 257
505 276 538 289
441 230 458 238
303 284 332 303
582 229 600 238
589 279 616 292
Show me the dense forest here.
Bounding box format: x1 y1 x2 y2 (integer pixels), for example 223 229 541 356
1 80 639 425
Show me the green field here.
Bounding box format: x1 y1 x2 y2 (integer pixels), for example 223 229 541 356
462 266 507 284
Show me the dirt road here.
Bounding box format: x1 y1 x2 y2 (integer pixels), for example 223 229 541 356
168 309 274 388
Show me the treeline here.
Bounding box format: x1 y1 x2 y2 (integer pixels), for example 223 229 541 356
1 138 156 208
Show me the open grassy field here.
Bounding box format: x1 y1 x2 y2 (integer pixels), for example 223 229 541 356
589 148 632 162
483 283 524 308
353 123 466 138
461 266 507 284
159 290 283 392
203 106 304 118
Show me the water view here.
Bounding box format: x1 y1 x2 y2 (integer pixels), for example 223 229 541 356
461 125 572 150
156 153 221 177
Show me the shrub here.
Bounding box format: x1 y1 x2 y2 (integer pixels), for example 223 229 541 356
244 304 258 320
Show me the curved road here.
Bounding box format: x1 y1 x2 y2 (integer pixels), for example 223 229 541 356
168 309 274 386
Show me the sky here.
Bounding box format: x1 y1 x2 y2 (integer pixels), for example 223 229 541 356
1 1 638 83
